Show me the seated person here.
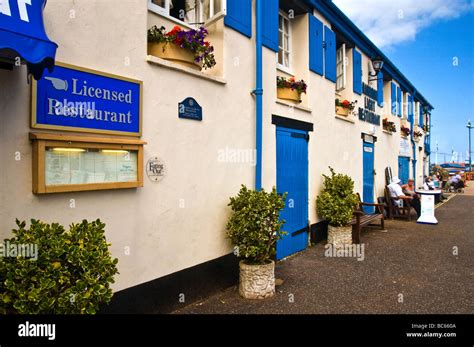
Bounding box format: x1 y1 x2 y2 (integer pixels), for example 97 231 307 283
388 177 421 218
402 179 420 197
449 172 465 190
423 176 435 190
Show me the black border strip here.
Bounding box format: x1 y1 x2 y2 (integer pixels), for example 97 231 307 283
272 115 314 132
100 253 238 314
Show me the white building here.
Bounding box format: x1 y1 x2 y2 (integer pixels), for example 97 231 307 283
0 0 433 312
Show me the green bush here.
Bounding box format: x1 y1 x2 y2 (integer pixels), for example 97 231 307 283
316 167 358 227
226 185 287 265
0 219 118 314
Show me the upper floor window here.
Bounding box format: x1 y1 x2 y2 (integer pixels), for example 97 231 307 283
148 0 226 27
278 11 291 70
336 44 346 91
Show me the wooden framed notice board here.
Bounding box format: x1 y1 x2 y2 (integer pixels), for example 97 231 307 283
30 133 146 194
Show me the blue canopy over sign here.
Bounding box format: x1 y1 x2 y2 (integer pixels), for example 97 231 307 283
0 0 57 79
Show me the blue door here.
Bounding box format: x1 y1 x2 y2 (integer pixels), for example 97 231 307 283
362 142 375 214
398 157 410 185
276 127 309 260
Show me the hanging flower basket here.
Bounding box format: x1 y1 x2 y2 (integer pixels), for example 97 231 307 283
382 118 396 133
277 87 301 102
148 42 201 70
147 25 216 71
276 76 307 103
335 106 349 116
335 99 356 116
400 125 411 137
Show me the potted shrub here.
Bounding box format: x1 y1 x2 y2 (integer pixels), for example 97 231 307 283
226 185 287 299
335 99 357 116
276 76 307 103
383 118 397 133
316 168 358 249
0 219 118 314
147 25 216 71
400 125 411 137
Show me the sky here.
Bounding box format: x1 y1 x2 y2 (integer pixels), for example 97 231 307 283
334 0 474 164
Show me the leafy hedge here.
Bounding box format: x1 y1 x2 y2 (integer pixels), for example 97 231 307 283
0 219 118 314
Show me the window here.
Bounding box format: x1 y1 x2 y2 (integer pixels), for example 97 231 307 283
278 11 291 70
149 0 226 26
336 44 346 91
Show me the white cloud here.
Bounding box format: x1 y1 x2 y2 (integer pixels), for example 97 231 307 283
333 0 474 48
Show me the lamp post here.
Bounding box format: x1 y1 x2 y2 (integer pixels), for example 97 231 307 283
468 120 473 173
368 57 384 82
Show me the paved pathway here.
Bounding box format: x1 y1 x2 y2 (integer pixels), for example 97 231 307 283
174 193 474 314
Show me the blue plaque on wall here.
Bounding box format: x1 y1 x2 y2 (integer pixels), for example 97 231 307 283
32 62 142 136
178 97 202 121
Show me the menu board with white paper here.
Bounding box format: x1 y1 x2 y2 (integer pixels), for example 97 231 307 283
45 149 138 186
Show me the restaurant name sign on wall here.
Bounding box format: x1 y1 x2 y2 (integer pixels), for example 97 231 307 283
32 62 142 136
358 83 380 126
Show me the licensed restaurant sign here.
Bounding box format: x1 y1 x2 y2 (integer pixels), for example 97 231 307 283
32 62 142 136
358 83 381 126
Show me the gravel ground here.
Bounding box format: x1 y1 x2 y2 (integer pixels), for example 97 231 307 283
174 193 474 314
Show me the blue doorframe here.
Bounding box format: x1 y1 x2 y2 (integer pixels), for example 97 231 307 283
276 126 309 260
362 141 375 214
398 156 410 185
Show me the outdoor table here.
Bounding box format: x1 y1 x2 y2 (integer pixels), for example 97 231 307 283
416 190 442 224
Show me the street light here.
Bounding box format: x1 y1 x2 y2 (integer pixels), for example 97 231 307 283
468 120 473 173
368 57 384 82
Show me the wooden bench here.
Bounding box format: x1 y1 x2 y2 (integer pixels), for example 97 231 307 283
351 194 385 244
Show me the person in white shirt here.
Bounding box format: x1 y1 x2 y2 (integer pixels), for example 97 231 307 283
449 172 465 190
388 177 421 217
423 176 435 190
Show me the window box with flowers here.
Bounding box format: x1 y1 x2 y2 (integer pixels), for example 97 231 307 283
400 125 411 137
413 130 423 142
335 99 356 117
276 77 307 103
382 118 396 133
147 25 216 71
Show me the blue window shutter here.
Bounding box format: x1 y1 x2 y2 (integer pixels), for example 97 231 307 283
391 82 396 115
397 86 402 117
224 0 252 38
324 26 336 83
419 104 424 127
408 95 414 124
377 72 384 107
262 0 279 52
309 15 323 75
353 50 362 94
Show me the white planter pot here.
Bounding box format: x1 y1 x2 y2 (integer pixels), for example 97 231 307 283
239 260 275 299
327 225 352 249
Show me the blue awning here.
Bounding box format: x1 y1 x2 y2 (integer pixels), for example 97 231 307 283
0 0 57 80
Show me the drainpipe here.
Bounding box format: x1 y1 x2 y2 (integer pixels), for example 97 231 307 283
254 0 263 190
411 92 417 186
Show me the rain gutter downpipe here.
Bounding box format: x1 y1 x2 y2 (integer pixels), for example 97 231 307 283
411 91 417 185
254 0 263 190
